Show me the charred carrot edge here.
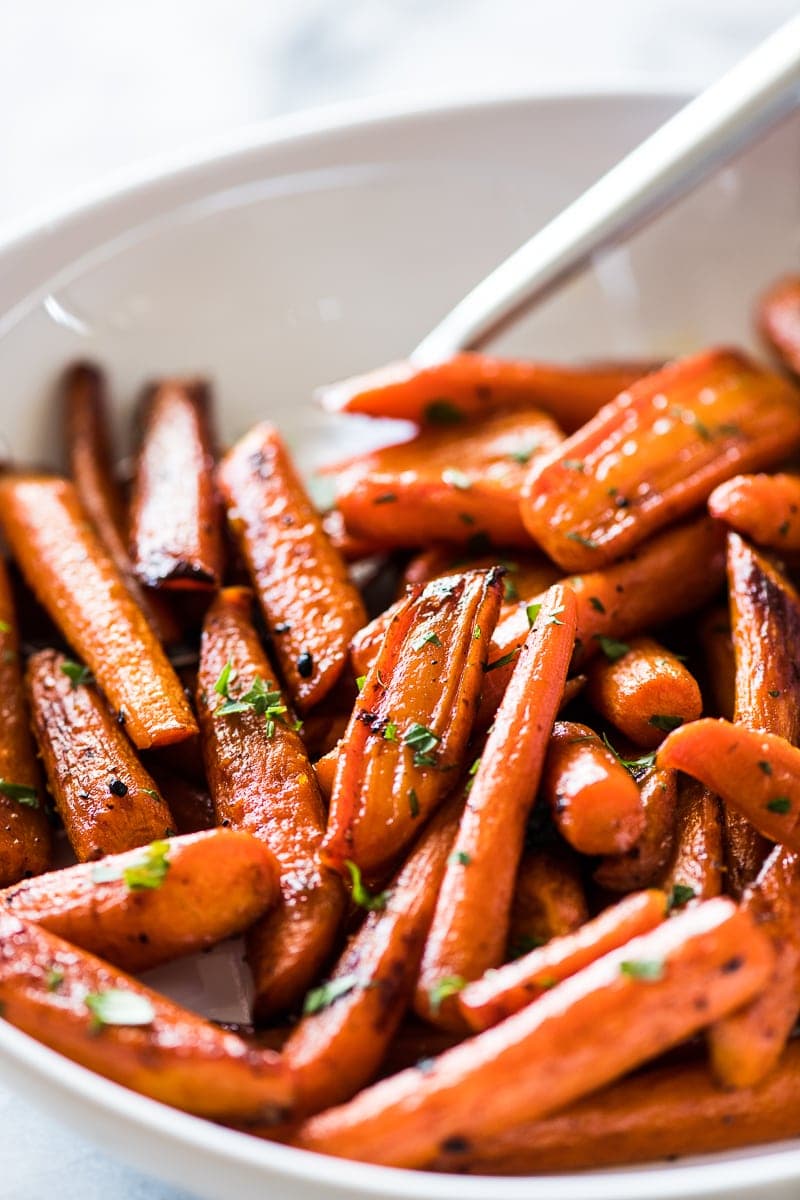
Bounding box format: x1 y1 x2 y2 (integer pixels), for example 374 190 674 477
757 274 800 376
459 889 667 1032
129 379 224 590
0 828 279 973
26 649 175 861
430 1042 800 1174
218 423 367 711
316 353 657 432
0 910 292 1120
0 561 51 884
540 721 644 857
658 718 800 852
658 777 723 903
507 846 589 955
594 767 678 893
709 844 800 1088
414 585 577 1030
322 570 504 877
284 789 463 1116
61 362 182 645
292 899 773 1168
148 766 215 835
709 473 800 552
584 636 702 749
698 605 735 721
196 587 344 1020
0 475 197 749
520 348 800 571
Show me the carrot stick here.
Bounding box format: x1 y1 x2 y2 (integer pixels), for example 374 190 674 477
322 570 504 876
585 636 701 748
757 274 800 376
709 473 800 552
507 846 588 956
0 475 197 749
1 828 279 973
218 423 367 711
335 410 563 549
61 362 181 645
540 721 645 856
414 585 577 1029
520 348 800 570
129 379 224 590
0 562 52 884
316 354 657 432
594 767 678 892
698 605 735 720
293 898 773 1168
313 745 339 802
659 777 723 903
401 546 560 610
284 790 463 1116
0 910 292 1120
459 889 667 1032
197 587 345 1020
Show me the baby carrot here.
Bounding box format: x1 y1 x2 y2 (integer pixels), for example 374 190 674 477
585 636 701 748
507 846 588 955
401 546 560 611
709 473 800 552
659 777 724 903
594 767 678 892
757 274 800 376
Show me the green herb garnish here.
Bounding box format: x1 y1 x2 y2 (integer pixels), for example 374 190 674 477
404 723 440 767
767 797 791 814
484 648 520 673
666 883 695 912
589 596 606 613
648 714 684 733
428 975 466 1015
595 635 630 662
449 850 471 866
408 788 420 818
85 989 155 1030
60 660 93 689
0 781 39 808
412 631 442 651
344 860 390 912
526 602 542 626
620 959 664 981
565 532 598 549
303 973 362 1015
425 399 464 425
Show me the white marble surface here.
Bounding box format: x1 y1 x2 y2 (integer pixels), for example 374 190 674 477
1 1 798 1196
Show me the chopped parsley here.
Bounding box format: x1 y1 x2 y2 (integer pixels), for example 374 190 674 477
0 620 10 634
404 723 440 767
0 781 39 808
589 596 606 613
45 967 65 992
408 788 420 818
428 975 466 1015
565 531 598 549
92 840 171 891
620 959 664 982
412 631 442 651
60 660 93 689
425 399 464 426
595 635 630 662
503 577 519 603
449 850 471 866
601 734 656 776
758 761 773 776
562 459 585 472
356 675 366 693
508 445 538 465
767 797 791 814
344 860 390 911
667 883 696 912
526 602 542 626
484 648 520 673
214 661 288 735
303 973 362 1015
383 722 398 742
648 714 684 733
85 989 155 1030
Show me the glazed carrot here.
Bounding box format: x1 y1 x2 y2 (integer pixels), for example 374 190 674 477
659 777 723 902
594 767 678 892
585 636 701 748
401 546 560 611
284 790 463 1116
709 473 800 552
1 829 279 973
317 353 656 432
26 650 174 861
414 585 577 1029
430 1042 800 1173
0 910 291 1120
293 899 773 1168
520 349 800 570
322 570 503 875
335 410 563 549
507 846 588 956
698 605 735 720
658 719 800 851
218 423 367 711
0 475 197 749
313 745 339 802
130 379 224 590
197 587 345 1020
459 889 667 1032
149 767 215 834
757 274 800 376
0 562 51 885
61 362 182 645
321 508 389 562
540 722 644 856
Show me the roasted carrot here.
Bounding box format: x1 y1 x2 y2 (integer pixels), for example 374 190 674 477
317 354 656 432
26 650 174 861
293 899 773 1168
0 561 51 884
284 790 463 1116
218 423 367 711
0 910 291 1120
130 379 224 590
0 475 197 749
520 349 800 570
757 274 800 376
313 745 339 803
507 846 588 956
401 546 560 611
321 508 390 562
322 570 503 876
414 585 577 1029
197 587 345 1020
540 722 645 856
149 766 215 835
1 829 278 973
430 1042 800 1173
709 473 800 552
594 767 678 892
698 605 735 720
659 777 723 903
61 362 181 645
459 889 667 1032
585 636 701 748
335 410 563 549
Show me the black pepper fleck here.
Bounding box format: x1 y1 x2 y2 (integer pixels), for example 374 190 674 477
297 651 314 678
441 1135 471 1155
109 779 128 797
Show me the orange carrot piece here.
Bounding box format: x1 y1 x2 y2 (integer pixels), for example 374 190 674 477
594 767 678 892
218 423 367 711
197 587 345 1020
322 570 503 876
335 410 563 549
0 475 197 749
293 898 773 1168
321 508 389 562
698 605 735 720
130 379 224 590
757 274 800 376
585 636 701 749
520 348 800 570
659 777 724 903
414 585 577 1028
401 546 560 611
540 721 645 856
459 889 667 1032
507 846 588 956
317 353 656 432
313 745 339 802
709 472 800 552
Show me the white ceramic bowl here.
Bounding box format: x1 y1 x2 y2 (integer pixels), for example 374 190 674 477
0 92 799 1200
